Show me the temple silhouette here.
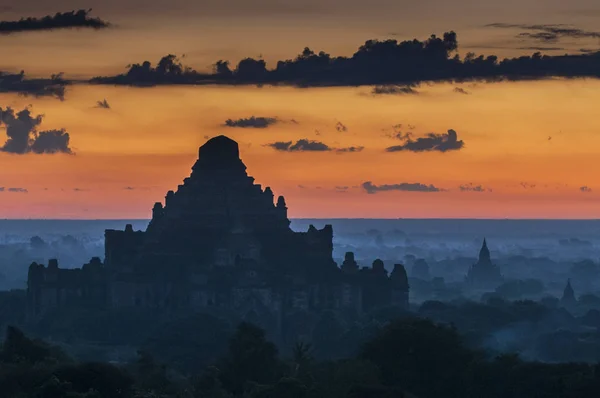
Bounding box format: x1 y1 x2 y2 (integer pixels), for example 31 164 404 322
466 238 503 289
27 135 409 339
561 279 577 311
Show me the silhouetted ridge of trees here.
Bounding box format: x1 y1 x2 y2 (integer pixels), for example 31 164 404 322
91 32 600 87
5 318 600 397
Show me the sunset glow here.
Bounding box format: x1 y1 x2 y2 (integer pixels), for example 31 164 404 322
2 1 600 219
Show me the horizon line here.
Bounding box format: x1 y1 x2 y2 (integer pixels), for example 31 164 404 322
1 217 600 221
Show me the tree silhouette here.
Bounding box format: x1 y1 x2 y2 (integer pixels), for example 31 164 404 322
219 322 283 395
361 318 473 398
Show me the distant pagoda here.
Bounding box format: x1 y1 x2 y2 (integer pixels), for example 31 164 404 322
560 279 577 310
466 238 503 290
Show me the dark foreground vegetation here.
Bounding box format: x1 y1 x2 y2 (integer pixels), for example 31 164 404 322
3 318 600 398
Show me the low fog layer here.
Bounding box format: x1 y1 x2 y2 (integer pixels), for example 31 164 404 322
297 218 600 296
3 218 600 368
1 219 599 294
0 220 147 289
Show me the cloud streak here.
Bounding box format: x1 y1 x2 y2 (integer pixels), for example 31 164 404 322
224 116 278 128
335 146 364 153
459 183 492 192
265 139 364 153
0 71 65 99
91 31 600 87
0 9 109 35
267 139 330 152
486 23 600 43
362 181 442 194
0 187 28 193
386 129 464 153
372 85 419 95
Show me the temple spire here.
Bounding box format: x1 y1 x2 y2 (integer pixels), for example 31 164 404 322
561 278 577 310
563 278 575 301
479 238 490 263
466 237 502 289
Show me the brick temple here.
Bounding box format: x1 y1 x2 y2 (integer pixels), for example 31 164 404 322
27 135 409 339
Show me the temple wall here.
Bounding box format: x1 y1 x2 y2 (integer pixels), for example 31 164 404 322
190 289 214 308
340 282 363 313
291 290 309 311
109 281 161 308
104 226 146 269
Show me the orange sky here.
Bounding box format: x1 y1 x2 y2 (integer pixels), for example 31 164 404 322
1 81 599 219
1 2 600 218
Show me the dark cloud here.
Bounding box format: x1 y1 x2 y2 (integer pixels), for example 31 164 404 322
95 99 110 109
91 31 600 87
372 85 419 95
0 107 73 155
1 187 28 193
580 186 592 193
486 23 600 43
362 181 442 194
459 183 492 192
336 146 364 153
0 107 42 154
266 139 363 153
91 54 207 87
224 116 278 128
335 121 348 132
0 9 109 34
520 32 560 42
266 139 331 152
386 129 464 153
124 186 135 190
453 87 470 95
29 130 72 154
0 71 65 99
73 188 89 192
